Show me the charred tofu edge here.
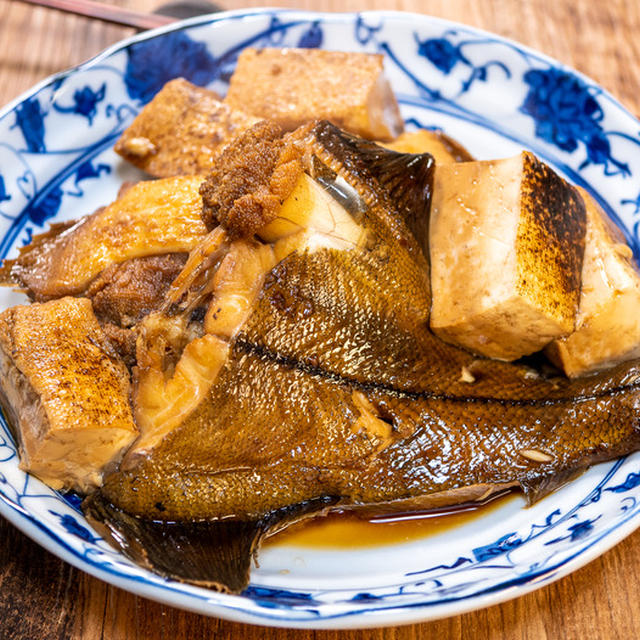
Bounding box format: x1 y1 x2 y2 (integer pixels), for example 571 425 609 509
429 151 586 360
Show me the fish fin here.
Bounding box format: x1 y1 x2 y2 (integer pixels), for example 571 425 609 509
311 121 434 256
519 468 584 505
0 220 77 288
83 493 337 593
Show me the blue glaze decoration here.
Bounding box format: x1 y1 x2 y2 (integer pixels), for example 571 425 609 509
472 533 523 561
354 14 383 45
21 227 32 246
0 176 11 204
606 471 640 493
73 160 111 192
417 37 461 74
622 193 640 216
27 185 62 226
564 517 600 541
351 592 384 602
545 516 602 545
406 556 472 576
521 68 629 176
263 16 287 47
61 491 83 511
49 511 100 543
124 31 218 104
13 98 46 153
414 32 510 95
53 84 106 124
297 21 323 48
242 586 319 608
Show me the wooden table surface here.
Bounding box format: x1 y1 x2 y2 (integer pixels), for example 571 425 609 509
1 0 640 637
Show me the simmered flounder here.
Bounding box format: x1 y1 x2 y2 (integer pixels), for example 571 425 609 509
85 123 640 594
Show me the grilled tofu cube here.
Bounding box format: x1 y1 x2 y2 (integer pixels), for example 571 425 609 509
115 78 259 177
382 129 474 163
430 151 586 360
0 297 137 492
224 48 404 140
546 188 640 376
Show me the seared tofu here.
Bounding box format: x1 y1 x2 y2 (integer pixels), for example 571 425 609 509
430 151 586 360
546 188 640 376
224 48 404 140
0 297 137 492
4 176 207 299
115 78 259 177
382 129 474 163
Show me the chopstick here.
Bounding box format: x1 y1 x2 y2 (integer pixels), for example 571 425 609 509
15 0 177 30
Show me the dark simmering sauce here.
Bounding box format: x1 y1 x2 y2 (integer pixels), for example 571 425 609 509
266 491 517 549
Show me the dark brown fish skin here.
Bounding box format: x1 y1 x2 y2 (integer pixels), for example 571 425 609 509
86 121 640 591
94 245 640 521
85 495 338 592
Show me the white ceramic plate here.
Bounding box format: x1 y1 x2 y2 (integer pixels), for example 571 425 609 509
1 9 640 629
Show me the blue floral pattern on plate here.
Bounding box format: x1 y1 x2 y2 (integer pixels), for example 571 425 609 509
1 9 640 629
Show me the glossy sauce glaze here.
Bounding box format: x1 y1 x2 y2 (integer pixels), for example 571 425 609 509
266 491 516 549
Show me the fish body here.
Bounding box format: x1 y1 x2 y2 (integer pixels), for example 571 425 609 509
84 122 640 592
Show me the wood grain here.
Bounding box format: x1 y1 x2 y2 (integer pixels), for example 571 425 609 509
1 0 639 638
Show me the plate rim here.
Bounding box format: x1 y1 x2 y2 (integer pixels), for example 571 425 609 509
1 7 639 629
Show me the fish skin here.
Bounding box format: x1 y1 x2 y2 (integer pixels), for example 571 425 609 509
86 122 640 591
94 246 640 520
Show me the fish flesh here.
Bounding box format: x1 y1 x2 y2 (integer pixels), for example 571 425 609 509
83 121 640 593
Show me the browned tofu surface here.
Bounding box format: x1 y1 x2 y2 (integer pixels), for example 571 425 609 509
382 129 474 163
547 188 640 376
224 48 404 140
0 297 137 491
430 151 586 360
115 78 259 177
2 176 207 299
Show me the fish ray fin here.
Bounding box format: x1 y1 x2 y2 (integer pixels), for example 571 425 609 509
519 468 584 505
312 121 434 255
83 493 338 593
0 220 77 288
